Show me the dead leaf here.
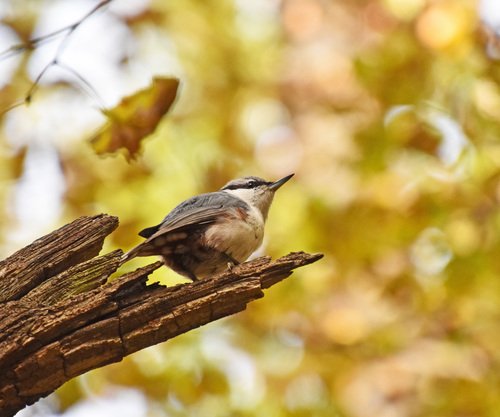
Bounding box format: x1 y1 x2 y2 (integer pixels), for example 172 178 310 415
91 77 179 159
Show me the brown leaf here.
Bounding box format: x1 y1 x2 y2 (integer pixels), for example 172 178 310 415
91 77 179 159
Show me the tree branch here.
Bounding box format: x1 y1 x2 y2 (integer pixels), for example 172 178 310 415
0 214 119 303
0 215 322 417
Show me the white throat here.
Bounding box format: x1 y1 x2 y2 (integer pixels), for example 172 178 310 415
223 188 274 220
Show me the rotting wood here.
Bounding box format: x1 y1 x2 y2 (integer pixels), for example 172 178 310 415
0 214 119 302
0 214 323 417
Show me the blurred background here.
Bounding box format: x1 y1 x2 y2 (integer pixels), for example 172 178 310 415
2 0 500 416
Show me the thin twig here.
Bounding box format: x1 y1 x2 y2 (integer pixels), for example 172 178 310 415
0 0 112 59
55 61 106 108
25 60 53 104
0 0 113 110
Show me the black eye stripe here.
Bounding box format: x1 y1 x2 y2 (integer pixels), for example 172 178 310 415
224 183 254 190
223 181 268 190
221 177 271 190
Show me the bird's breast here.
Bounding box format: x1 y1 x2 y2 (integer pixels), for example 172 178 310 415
203 207 264 262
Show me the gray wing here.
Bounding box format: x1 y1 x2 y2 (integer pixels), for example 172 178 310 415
139 191 249 239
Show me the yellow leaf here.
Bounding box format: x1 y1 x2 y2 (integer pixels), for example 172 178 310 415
91 77 179 159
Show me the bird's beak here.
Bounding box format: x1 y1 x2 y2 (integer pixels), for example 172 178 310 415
269 173 294 191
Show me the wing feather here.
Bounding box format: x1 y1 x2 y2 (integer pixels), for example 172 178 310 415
139 224 160 238
148 206 224 238
126 191 248 261
144 191 249 240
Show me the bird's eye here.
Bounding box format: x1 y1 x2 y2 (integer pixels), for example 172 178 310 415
248 180 257 188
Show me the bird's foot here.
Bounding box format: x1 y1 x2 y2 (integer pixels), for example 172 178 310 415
223 252 239 272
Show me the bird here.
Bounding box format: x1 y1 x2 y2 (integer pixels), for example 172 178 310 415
122 173 294 281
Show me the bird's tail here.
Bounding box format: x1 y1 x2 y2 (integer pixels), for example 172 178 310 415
121 245 140 264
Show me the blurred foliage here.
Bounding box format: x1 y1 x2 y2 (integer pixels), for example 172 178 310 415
3 0 500 416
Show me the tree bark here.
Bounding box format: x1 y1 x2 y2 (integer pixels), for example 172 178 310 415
0 214 322 417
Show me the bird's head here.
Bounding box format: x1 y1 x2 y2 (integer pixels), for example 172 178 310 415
221 174 294 218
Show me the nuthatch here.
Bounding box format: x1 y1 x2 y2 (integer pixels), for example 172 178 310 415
123 174 294 281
